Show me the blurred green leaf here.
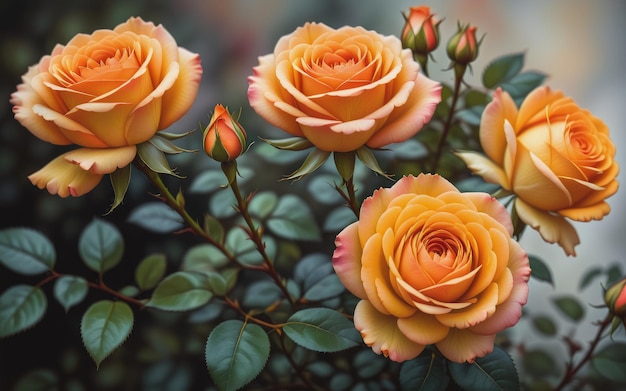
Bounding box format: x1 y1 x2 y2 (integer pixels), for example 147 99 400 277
303 274 345 301
448 346 520 391
579 266 604 291
81 300 133 368
482 52 525 89
354 349 386 379
135 254 167 291
605 263 624 286
205 269 238 296
146 271 213 311
0 285 47 337
225 227 276 265
324 206 357 232
205 320 270 391
182 244 229 274
53 275 88 312
308 174 344 205
400 350 449 391
522 349 556 377
79 218 124 274
209 189 238 218
189 170 227 194
552 295 585 322
528 255 554 287
0 228 55 275
243 280 283 308
464 90 490 107
203 214 225 244
127 203 184 234
387 139 429 160
531 315 557 336
499 71 547 99
248 191 279 219
268 195 321 241
293 253 332 290
591 343 626 383
12 369 59 391
283 308 361 352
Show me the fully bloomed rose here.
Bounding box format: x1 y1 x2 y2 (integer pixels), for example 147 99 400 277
248 22 441 152
332 174 530 363
456 87 619 255
11 17 202 197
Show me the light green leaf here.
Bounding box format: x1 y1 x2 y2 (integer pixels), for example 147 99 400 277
0 228 55 275
482 52 525 89
107 164 131 214
78 218 124 274
81 300 133 368
127 202 184 234
189 170 228 194
400 350 450 391
209 189 238 218
552 295 585 322
248 191 279 219
135 253 167 291
182 244 229 274
0 285 47 337
267 195 321 241
591 342 626 384
448 346 520 391
205 320 270 391
283 308 361 352
203 214 225 243
53 275 88 312
146 271 213 311
528 255 554 287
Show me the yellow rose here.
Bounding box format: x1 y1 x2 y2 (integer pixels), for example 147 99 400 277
248 22 441 152
456 87 619 255
333 174 530 363
11 17 203 197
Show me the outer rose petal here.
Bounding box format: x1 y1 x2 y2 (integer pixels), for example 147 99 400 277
515 198 580 256
332 222 367 299
28 154 104 198
480 88 518 165
397 311 450 345
435 328 496 363
354 300 425 362
455 151 510 190
64 146 137 174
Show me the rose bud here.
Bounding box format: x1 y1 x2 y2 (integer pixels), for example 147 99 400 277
401 6 442 56
447 23 480 65
203 105 247 162
605 277 626 317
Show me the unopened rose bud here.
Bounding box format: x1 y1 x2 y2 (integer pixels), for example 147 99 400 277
605 277 626 317
203 104 247 162
447 23 480 65
401 6 441 56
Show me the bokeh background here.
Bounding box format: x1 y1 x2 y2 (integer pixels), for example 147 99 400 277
1 0 624 389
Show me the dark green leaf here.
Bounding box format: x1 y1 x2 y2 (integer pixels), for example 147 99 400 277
283 308 361 352
243 280 283 308
464 90 490 107
522 349 556 377
293 253 332 290
528 255 554 287
308 174 344 205
448 346 520 391
107 164 131 214
552 295 585 322
81 300 133 368
531 315 557 336
53 275 88 312
388 139 429 160
267 195 321 241
0 285 47 337
0 228 55 275
482 52 525 89
605 263 624 286
304 274 344 301
135 253 167 291
205 320 270 391
78 218 124 273
499 71 547 99
209 189 238 218
591 342 626 383
146 271 213 311
354 349 386 379
127 202 184 234
12 369 59 391
579 266 604 290
400 350 449 391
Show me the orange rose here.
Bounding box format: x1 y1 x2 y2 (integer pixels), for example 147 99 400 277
401 6 441 55
203 104 247 162
456 87 619 255
332 174 530 363
248 22 441 152
11 17 202 197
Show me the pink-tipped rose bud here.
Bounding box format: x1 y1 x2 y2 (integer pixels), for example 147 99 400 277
401 6 441 55
203 105 247 162
447 23 479 65
605 277 626 317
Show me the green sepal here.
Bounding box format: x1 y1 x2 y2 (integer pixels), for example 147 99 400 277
283 148 331 181
137 141 182 178
355 146 392 180
149 134 195 154
220 160 238 187
610 315 624 338
156 129 195 140
106 164 131 215
333 151 356 181
261 136 314 151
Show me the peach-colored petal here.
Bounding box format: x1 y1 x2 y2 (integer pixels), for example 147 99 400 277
435 328 496 363
516 86 565 131
31 104 108 148
480 88 518 165
397 311 450 345
64 146 136 175
28 153 104 197
332 222 367 299
515 198 580 256
436 283 499 329
558 202 611 222
465 192 513 235
455 151 510 190
354 300 425 362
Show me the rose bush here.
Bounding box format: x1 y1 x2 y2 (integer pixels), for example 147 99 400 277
456 86 619 255
10 17 203 197
248 22 441 152
332 173 530 363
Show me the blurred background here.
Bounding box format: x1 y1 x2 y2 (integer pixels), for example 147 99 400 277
1 0 624 389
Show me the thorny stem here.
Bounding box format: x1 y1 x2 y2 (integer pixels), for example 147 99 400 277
553 312 614 391
336 176 360 218
431 66 464 173
222 161 296 308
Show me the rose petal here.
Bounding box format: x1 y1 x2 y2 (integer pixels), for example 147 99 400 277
397 311 450 345
28 153 104 197
435 328 496 363
435 282 499 329
332 222 367 299
64 145 137 174
479 88 518 165
455 151 510 191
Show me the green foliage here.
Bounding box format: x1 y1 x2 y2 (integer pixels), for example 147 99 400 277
528 255 554 287
266 194 321 241
53 275 89 312
80 300 134 368
522 349 557 377
127 202 185 233
282 308 361 352
531 315 558 336
79 218 124 273
448 346 520 391
146 271 213 311
591 343 626 384
205 320 270 391
135 253 167 291
552 296 585 322
0 228 55 275
400 350 450 390
0 285 47 337
482 52 525 89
